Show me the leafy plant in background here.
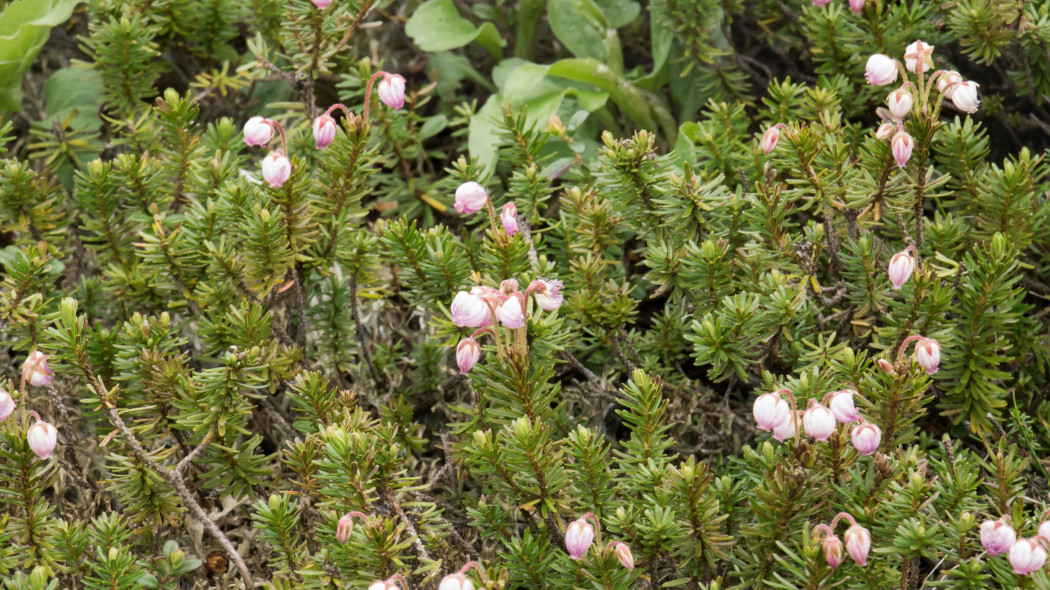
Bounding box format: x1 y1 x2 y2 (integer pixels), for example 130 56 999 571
0 0 1048 588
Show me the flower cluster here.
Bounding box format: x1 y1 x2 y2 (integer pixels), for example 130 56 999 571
813 513 872 569
10 352 60 461
980 517 1050 575
752 388 884 454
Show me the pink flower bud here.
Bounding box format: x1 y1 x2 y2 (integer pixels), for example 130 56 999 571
875 122 896 141
242 116 273 147
915 338 940 375
455 182 489 215
498 295 526 329
980 519 1017 556
851 422 882 456
827 390 859 423
439 573 474 590
262 151 291 188
451 291 490 328
904 40 934 74
823 535 845 569
891 130 914 168
531 279 564 311
565 518 595 559
312 0 333 8
865 54 898 86
753 390 791 432
844 524 871 565
614 543 635 570
313 115 337 150
887 88 914 121
27 419 57 460
937 71 963 98
22 351 53 387
811 0 832 5
0 389 13 422
849 0 864 13
877 358 896 374
377 73 406 109
887 250 915 289
762 126 781 154
951 81 979 114
1009 538 1048 575
456 338 481 374
802 399 837 442
336 513 355 544
501 202 519 237
773 412 798 442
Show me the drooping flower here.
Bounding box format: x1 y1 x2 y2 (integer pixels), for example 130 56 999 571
851 422 882 456
501 202 519 237
827 390 860 423
262 151 292 188
242 116 273 147
865 54 898 86
565 518 595 559
762 126 781 154
773 412 798 442
455 182 489 215
313 115 337 150
456 338 481 374
27 419 57 460
887 87 914 121
844 524 872 566
891 130 914 168
802 399 837 442
498 295 526 329
951 81 980 114
875 122 896 140
980 519 1017 557
823 535 845 569
937 71 963 99
22 351 53 387
336 513 356 544
904 40 935 74
438 573 474 590
614 543 635 570
312 0 333 8
915 338 941 375
888 250 915 290
753 390 791 432
849 0 864 13
531 279 564 311
1009 538 1048 575
377 73 407 109
0 389 14 422
451 291 490 328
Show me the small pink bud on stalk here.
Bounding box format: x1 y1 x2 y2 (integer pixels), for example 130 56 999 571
887 87 914 121
844 523 872 566
822 535 845 569
456 338 481 374
851 421 882 456
498 294 526 329
761 125 782 154
1009 537 1049 575
865 54 898 86
876 358 896 375
753 389 791 432
261 151 291 188
438 573 474 590
891 130 914 168
377 73 407 109
455 182 489 215
904 40 934 74
27 416 58 460
875 122 896 141
529 279 564 311
312 0 333 7
887 249 916 289
565 517 595 559
849 0 864 13
802 399 837 442
614 543 635 570
501 202 519 237
242 116 273 146
22 351 53 387
826 390 859 423
336 511 370 544
915 338 941 375
0 389 14 422
312 115 337 150
451 291 491 328
773 411 798 442
951 81 980 114
980 518 1017 556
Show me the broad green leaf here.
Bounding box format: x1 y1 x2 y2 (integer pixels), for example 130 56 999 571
547 0 608 61
595 0 641 28
405 0 505 59
0 0 83 111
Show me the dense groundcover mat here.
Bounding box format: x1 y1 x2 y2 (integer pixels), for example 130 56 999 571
0 0 1050 587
